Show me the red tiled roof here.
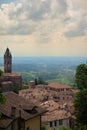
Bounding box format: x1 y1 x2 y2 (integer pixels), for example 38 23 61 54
42 110 71 122
0 92 46 128
40 100 59 112
48 82 71 89
0 118 12 129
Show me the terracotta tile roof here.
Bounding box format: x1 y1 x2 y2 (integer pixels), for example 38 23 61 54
19 88 49 104
48 82 71 89
0 92 46 128
42 110 71 122
0 117 12 129
40 100 59 112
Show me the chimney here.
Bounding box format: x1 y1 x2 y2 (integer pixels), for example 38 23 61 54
11 106 16 117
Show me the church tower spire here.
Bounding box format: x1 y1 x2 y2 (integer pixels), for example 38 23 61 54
4 48 12 73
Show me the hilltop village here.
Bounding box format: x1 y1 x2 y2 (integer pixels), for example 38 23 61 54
0 48 78 130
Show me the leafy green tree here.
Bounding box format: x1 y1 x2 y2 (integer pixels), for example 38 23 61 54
75 64 87 90
11 84 21 94
0 70 6 117
59 126 71 130
0 69 3 77
35 78 38 85
37 77 44 84
0 93 6 105
74 90 87 126
41 124 46 130
74 125 87 130
74 63 87 128
35 77 48 85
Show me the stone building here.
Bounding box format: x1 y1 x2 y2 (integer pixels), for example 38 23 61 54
47 82 74 102
0 48 22 92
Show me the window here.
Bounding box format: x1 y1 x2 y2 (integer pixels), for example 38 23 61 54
58 89 60 92
26 127 30 130
54 120 57 126
66 88 69 91
63 97 65 100
61 89 64 91
50 121 52 127
59 119 63 125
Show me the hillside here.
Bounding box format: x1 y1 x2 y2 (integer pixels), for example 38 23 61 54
0 57 87 86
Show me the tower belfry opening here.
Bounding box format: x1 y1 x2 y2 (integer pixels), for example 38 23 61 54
4 48 12 73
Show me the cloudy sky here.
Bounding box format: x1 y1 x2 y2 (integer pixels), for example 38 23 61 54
0 0 87 57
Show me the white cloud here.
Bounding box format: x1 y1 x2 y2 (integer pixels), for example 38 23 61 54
0 0 87 56
0 0 87 39
64 0 87 38
0 0 68 36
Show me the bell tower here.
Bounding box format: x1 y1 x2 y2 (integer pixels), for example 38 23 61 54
4 48 12 73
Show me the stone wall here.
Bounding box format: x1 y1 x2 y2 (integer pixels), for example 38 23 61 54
0 73 22 92
1 81 13 92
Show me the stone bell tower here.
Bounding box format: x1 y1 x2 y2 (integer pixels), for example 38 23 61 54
4 48 12 73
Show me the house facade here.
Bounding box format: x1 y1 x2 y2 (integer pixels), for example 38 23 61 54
45 118 70 130
47 82 74 102
0 115 41 130
42 110 71 130
0 92 46 130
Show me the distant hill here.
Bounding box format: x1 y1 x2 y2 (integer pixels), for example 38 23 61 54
0 57 87 86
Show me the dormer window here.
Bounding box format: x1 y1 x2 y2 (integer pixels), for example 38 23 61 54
24 106 38 114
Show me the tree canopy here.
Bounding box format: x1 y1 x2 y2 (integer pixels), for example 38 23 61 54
0 69 6 106
0 69 3 77
41 125 46 130
74 89 87 125
74 63 87 128
59 126 71 130
75 64 87 90
35 77 48 85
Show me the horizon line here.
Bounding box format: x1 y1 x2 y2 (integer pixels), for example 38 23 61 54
0 56 87 58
